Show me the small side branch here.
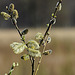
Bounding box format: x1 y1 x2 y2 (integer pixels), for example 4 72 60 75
39 23 52 46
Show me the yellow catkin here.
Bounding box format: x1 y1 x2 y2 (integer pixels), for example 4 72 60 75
1 12 11 20
9 3 14 12
13 9 19 19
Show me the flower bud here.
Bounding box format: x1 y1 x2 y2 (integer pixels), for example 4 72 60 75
1 12 11 20
6 6 9 10
21 54 29 61
56 2 62 11
46 24 49 27
50 18 56 25
21 29 28 35
13 62 16 67
9 3 14 12
13 9 19 19
47 37 51 43
43 50 52 55
58 3 62 11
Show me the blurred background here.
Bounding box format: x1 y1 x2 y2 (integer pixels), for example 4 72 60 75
0 0 75 75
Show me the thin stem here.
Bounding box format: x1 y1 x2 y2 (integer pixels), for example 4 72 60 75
39 24 52 46
34 57 42 75
32 57 35 75
6 62 19 75
11 18 25 43
35 35 49 75
8 11 25 43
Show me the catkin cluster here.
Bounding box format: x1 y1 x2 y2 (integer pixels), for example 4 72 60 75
1 3 18 20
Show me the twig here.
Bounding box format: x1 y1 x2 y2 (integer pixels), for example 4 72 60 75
39 0 62 46
35 0 62 75
35 35 49 75
11 18 25 43
5 62 19 75
34 57 42 75
39 24 52 46
53 0 62 18
32 57 35 75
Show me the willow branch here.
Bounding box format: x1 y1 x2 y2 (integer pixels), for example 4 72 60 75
39 23 52 46
39 0 62 46
36 0 62 75
11 18 25 43
35 35 49 75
